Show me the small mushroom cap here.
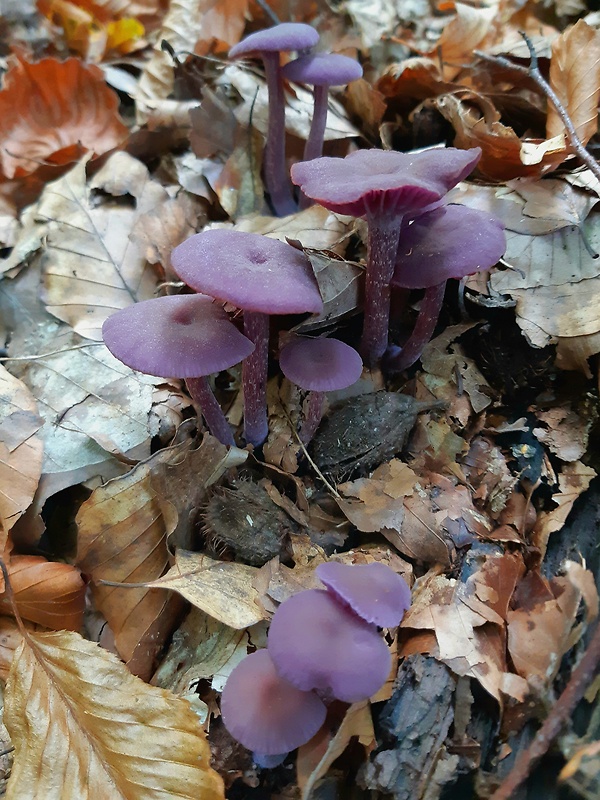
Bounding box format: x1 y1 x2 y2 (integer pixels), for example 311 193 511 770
268 589 391 703
279 337 363 392
172 230 323 315
316 561 411 627
282 53 363 87
291 147 482 218
392 204 506 289
102 294 254 378
229 23 319 58
221 650 327 755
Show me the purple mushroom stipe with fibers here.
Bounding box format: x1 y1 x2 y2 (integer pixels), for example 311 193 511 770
279 337 363 443
229 23 320 217
291 147 482 366
102 294 254 446
171 230 323 447
385 204 506 372
267 589 391 703
221 649 327 760
282 53 363 207
316 561 411 627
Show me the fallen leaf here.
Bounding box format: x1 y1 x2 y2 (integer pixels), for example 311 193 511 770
547 20 600 145
432 2 498 81
532 406 591 462
4 628 224 799
0 556 85 630
144 550 268 629
0 617 42 681
0 55 127 180
38 154 168 339
0 366 43 536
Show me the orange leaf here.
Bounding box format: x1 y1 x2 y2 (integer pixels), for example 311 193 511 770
0 556 85 631
0 56 127 179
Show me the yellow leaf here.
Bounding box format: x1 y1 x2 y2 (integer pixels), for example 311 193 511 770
106 17 145 52
4 629 224 800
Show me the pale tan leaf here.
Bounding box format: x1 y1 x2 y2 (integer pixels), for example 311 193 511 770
4 629 224 800
38 154 167 340
432 2 497 81
0 617 41 681
0 556 85 631
144 550 268 629
0 366 43 535
547 20 600 144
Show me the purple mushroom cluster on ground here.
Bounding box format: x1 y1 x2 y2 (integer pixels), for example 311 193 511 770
101 21 506 452
221 561 412 766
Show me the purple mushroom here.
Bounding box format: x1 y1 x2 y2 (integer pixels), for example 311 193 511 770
221 649 327 763
279 336 363 444
385 203 506 372
229 23 320 217
102 294 254 446
171 230 323 447
316 561 411 627
291 147 482 366
267 589 391 703
282 53 363 207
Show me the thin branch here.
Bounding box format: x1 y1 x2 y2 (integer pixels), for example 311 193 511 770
474 32 600 184
490 619 600 800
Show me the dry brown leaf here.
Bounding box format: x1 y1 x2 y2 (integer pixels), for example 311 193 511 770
547 20 600 145
0 366 43 536
0 556 85 631
0 617 44 681
76 436 243 675
144 550 268 629
38 153 167 339
0 55 127 180
564 560 599 623
532 406 591 462
432 2 498 81
4 629 224 800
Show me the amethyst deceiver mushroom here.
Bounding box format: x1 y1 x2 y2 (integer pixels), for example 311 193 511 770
291 147 482 366
279 336 363 443
102 294 254 446
267 589 391 703
221 649 327 764
316 561 411 627
229 23 320 217
282 53 363 207
171 229 323 447
385 203 506 372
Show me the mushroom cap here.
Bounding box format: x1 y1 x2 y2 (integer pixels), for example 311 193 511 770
221 649 327 755
279 337 363 392
291 147 482 218
268 589 391 703
316 561 411 627
229 23 319 58
392 204 506 288
102 294 254 378
171 230 323 315
282 53 363 87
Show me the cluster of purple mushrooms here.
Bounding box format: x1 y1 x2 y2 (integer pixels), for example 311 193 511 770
221 561 412 767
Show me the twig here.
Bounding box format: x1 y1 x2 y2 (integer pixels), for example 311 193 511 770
253 0 280 24
0 343 103 362
490 619 600 800
474 32 600 185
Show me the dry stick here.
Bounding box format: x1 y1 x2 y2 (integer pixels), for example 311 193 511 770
489 619 600 800
474 32 600 186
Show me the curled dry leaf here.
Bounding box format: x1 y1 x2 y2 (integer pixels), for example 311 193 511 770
431 2 497 81
4 629 224 800
0 56 127 180
0 366 43 537
0 556 85 631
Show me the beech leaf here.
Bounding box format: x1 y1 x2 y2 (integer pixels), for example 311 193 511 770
4 629 224 800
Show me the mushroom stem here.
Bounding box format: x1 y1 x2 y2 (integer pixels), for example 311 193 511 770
298 85 329 210
384 281 446 373
263 52 296 217
360 214 403 367
243 311 270 446
299 391 325 444
185 376 236 446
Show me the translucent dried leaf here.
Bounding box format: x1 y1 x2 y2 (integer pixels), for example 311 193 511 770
4 629 224 800
0 56 127 179
433 2 497 81
0 556 85 631
0 366 43 535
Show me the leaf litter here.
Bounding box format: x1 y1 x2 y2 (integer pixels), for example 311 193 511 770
1 0 600 798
